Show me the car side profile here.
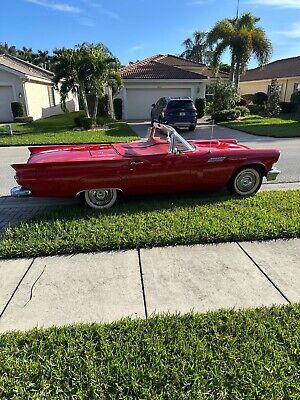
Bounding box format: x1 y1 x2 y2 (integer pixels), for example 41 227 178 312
151 97 198 131
11 123 280 209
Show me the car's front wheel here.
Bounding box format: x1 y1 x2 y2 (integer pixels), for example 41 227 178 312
189 124 196 131
228 167 263 196
84 188 118 209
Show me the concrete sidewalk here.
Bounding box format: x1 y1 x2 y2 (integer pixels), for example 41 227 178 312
0 238 299 332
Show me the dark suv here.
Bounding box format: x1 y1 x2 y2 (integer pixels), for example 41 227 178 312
151 97 197 131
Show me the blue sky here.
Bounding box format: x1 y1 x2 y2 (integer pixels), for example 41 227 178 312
1 0 300 68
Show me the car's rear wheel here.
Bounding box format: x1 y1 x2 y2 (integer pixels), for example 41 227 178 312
228 167 262 196
84 188 118 209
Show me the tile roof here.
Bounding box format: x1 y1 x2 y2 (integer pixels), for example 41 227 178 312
120 58 207 80
120 54 229 80
154 54 207 67
241 56 300 82
0 54 54 80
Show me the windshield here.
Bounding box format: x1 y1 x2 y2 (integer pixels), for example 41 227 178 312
171 131 194 153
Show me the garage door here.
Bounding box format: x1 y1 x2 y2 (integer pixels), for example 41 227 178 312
126 88 191 120
0 86 14 122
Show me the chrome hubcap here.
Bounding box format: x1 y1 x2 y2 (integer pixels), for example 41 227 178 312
236 171 257 192
88 189 113 206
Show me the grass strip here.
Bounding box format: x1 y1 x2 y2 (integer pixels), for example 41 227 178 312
0 304 299 399
0 190 299 259
220 114 300 137
0 112 138 145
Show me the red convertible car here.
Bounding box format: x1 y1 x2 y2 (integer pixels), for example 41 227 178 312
11 123 280 209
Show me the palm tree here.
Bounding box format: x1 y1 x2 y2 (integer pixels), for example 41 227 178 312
20 47 34 63
181 31 211 64
34 50 50 69
207 12 272 86
52 43 122 119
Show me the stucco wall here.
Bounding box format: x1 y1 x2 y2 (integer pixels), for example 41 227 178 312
25 80 50 120
25 80 79 120
240 77 300 101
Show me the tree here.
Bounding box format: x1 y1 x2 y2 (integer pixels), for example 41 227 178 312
207 12 272 86
265 79 281 116
34 50 51 69
180 31 211 64
208 79 239 112
52 43 122 120
19 47 35 63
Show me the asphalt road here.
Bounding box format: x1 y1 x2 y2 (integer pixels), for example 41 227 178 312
129 122 300 185
0 123 299 197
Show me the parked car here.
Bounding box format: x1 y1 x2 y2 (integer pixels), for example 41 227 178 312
151 97 198 131
11 123 280 209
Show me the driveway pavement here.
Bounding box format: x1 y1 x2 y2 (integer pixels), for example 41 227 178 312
0 238 299 332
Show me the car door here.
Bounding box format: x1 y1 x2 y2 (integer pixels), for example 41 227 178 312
152 98 163 121
121 151 194 196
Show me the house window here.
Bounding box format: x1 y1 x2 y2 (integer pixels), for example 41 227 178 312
205 85 214 103
47 85 56 107
293 83 300 93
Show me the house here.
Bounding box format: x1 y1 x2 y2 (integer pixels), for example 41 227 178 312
117 54 228 120
240 56 300 102
0 54 79 122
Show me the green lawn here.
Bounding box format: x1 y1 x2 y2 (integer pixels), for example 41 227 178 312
1 304 299 399
0 112 138 145
1 190 299 259
220 114 300 137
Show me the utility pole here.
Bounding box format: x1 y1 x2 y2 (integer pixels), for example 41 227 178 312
236 0 240 19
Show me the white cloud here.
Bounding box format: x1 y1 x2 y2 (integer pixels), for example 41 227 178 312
81 0 120 19
130 45 143 52
276 22 300 37
26 0 81 13
247 0 300 8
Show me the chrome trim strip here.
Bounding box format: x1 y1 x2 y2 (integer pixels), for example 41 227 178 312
266 167 281 181
10 186 31 197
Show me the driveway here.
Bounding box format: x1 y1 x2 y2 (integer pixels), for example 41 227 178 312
128 121 300 184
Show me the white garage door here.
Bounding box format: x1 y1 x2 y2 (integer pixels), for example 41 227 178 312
0 86 14 122
126 88 191 120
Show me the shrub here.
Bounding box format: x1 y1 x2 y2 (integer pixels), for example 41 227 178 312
234 105 250 117
194 98 206 118
205 102 214 115
13 116 33 123
98 94 109 117
248 104 261 114
211 109 240 123
241 94 254 105
74 115 95 129
11 102 24 118
237 98 247 106
253 92 268 106
290 90 300 106
280 102 297 114
207 79 239 112
265 79 281 117
113 98 122 120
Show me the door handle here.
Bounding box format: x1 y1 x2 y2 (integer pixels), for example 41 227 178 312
130 160 144 165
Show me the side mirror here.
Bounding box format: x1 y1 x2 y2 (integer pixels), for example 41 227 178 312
151 104 155 108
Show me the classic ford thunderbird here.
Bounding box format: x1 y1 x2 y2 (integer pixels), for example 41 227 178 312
11 123 280 209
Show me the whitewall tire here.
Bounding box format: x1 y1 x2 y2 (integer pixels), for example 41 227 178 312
228 168 262 196
84 189 118 209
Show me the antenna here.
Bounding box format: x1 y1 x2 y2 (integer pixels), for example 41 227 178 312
236 0 240 19
209 120 214 153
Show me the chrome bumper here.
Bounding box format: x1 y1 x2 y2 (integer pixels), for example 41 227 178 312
11 186 31 197
266 167 281 181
